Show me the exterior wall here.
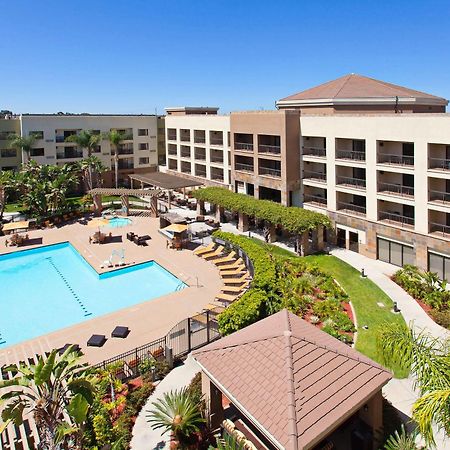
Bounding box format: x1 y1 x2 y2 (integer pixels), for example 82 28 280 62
20 115 158 186
279 104 446 115
157 116 166 166
165 114 231 186
231 110 301 206
301 113 450 271
0 118 21 170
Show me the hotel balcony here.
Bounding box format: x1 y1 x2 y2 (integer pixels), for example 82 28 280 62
195 164 207 178
194 147 206 161
210 149 224 164
377 172 414 199
234 133 253 152
117 145 134 155
56 148 83 159
258 159 281 178
335 166 366 192
118 159 134 170
194 130 206 144
235 155 254 173
168 159 178 170
180 161 191 174
210 130 223 146
428 143 450 172
377 141 414 168
168 144 177 156
428 177 450 207
211 167 224 182
336 193 366 217
180 129 190 142
429 211 450 239
378 182 414 198
302 136 326 159
180 146 191 158
303 186 327 209
336 138 366 163
303 170 327 184
336 176 366 190
167 129 177 141
378 200 415 229
302 146 326 158
258 134 281 155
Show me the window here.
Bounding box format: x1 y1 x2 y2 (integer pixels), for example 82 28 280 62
0 131 15 140
428 251 450 281
0 149 16 158
139 143 149 150
138 129 148 136
92 145 101 153
29 131 44 139
377 237 415 267
30 148 45 157
139 157 150 165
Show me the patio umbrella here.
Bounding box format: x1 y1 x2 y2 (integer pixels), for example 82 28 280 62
87 218 109 231
2 220 30 232
162 223 188 234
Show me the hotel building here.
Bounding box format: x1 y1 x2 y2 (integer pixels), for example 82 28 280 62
165 75 450 279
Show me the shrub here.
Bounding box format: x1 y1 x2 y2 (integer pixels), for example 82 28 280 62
309 315 320 324
128 382 155 411
312 298 342 320
331 311 356 333
429 309 450 329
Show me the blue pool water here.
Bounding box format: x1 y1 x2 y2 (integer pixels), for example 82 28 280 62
108 217 132 228
0 243 185 348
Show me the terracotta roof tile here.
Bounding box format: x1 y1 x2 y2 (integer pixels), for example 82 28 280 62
194 310 391 450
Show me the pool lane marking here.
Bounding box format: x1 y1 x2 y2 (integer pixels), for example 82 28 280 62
45 257 92 317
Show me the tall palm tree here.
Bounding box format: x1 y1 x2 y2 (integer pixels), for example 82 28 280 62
0 346 95 450
66 130 102 191
8 134 36 162
77 156 106 191
147 388 206 448
377 323 450 447
103 130 130 188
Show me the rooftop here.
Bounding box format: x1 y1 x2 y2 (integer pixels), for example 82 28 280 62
194 309 392 450
165 106 219 116
128 171 203 190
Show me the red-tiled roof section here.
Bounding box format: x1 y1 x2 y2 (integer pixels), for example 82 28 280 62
194 310 391 450
279 74 446 102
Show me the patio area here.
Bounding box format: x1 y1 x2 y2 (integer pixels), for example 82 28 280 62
0 215 222 366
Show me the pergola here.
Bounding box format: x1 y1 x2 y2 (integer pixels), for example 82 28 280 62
88 188 161 217
128 172 203 209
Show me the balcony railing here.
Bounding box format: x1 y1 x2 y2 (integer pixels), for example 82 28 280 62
429 157 450 171
118 161 134 170
303 147 326 158
211 174 224 182
303 171 327 182
378 182 414 198
55 136 66 143
303 194 327 206
56 151 83 159
195 153 206 160
167 134 177 141
336 150 366 161
235 163 254 172
235 142 254 151
429 190 450 204
210 155 224 163
196 170 207 177
336 176 366 189
210 138 223 146
429 222 450 237
377 153 414 166
337 202 366 216
258 144 281 155
194 137 206 144
259 167 281 177
379 212 415 227
180 151 191 158
118 147 134 155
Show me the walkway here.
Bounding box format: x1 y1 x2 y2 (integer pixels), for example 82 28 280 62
130 355 201 450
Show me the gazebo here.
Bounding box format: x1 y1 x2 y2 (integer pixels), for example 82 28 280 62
88 188 161 217
128 172 203 209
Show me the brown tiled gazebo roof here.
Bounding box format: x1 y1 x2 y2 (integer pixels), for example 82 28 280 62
129 171 203 190
276 74 448 108
193 310 391 450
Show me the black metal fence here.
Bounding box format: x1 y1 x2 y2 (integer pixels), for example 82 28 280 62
93 310 221 380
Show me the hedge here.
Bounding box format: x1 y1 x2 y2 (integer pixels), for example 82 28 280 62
193 187 331 233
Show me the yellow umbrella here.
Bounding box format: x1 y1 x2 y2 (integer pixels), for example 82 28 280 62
163 223 187 234
2 220 30 232
87 218 109 229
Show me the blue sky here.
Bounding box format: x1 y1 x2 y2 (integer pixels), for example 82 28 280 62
2 0 449 114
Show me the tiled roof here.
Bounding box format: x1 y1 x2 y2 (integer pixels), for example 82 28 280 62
278 74 447 103
193 310 391 450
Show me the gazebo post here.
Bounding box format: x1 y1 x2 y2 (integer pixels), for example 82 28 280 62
215 205 224 223
167 189 171 209
196 199 205 216
299 231 310 256
130 178 134 189
150 195 158 218
93 193 103 216
121 195 130 216
238 212 249 232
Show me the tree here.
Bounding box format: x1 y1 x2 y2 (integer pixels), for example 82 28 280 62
8 134 36 162
103 130 130 189
0 346 95 450
147 388 206 448
0 170 16 221
377 323 450 447
76 156 106 191
384 425 419 450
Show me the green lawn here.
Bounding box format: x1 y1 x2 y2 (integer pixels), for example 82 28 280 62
250 239 408 378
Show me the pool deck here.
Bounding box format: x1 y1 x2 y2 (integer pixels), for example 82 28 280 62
0 216 222 366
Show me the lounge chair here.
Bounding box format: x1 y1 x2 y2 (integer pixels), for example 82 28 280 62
220 266 247 277
203 303 226 313
193 242 215 256
219 258 244 271
223 273 250 285
215 293 239 303
213 251 237 266
222 282 249 294
202 245 225 260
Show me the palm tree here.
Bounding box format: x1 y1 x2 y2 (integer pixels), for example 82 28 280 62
147 388 206 448
0 170 16 221
0 346 95 450
103 130 130 189
377 323 450 447
8 134 36 162
77 156 106 191
66 130 102 191
384 425 419 450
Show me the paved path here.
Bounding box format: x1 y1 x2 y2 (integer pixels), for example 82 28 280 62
130 355 201 450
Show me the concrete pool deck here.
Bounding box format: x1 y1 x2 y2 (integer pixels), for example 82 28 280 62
0 215 222 366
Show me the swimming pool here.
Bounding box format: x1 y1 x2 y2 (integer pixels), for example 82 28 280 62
0 243 186 348
108 217 132 228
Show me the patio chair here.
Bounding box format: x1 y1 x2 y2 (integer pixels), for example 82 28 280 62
202 245 225 260
213 251 237 266
193 242 215 255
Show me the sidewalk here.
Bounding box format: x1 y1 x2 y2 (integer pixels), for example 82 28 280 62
130 355 201 450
